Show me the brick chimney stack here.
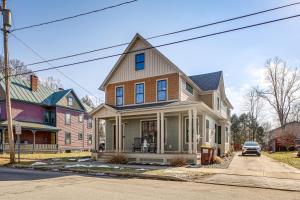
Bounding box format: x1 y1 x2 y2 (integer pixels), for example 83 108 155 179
30 75 38 91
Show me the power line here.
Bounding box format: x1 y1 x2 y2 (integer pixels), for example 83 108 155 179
9 1 300 69
10 0 138 32
4 13 300 79
11 33 103 103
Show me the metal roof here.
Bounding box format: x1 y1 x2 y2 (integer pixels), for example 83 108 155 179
0 120 60 131
189 71 222 91
0 74 92 112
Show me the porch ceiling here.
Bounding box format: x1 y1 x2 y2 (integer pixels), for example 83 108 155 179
0 120 60 132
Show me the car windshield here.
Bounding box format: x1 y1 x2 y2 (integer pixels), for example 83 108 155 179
244 142 259 146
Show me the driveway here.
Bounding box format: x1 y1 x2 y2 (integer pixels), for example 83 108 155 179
227 153 300 178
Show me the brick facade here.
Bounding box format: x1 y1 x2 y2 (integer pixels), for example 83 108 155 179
105 73 179 106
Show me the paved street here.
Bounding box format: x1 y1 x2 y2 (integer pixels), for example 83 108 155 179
0 167 299 200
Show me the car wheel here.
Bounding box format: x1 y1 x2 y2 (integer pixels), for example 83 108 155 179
257 154 261 157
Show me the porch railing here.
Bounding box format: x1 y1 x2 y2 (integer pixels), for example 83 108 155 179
2 144 58 151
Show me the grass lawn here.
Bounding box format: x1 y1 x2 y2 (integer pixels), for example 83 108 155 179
0 152 91 166
263 151 300 169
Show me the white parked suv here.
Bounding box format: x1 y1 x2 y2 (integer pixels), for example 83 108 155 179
242 141 261 156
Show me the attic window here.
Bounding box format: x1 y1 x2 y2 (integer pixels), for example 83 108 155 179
68 97 73 106
135 53 145 71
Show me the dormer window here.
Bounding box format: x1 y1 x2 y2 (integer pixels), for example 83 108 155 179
68 97 73 106
186 82 193 94
135 53 145 71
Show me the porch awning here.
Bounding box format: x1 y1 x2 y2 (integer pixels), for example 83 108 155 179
0 120 60 132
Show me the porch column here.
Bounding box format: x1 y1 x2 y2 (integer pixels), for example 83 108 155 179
193 108 197 154
118 115 122 152
188 109 192 154
202 114 206 145
32 130 36 150
115 116 119 152
92 117 97 151
156 112 160 154
160 112 165 154
178 114 182 153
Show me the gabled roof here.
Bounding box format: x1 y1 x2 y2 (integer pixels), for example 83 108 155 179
99 33 203 93
189 71 222 91
0 74 88 111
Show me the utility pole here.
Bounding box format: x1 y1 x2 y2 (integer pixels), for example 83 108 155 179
1 0 14 163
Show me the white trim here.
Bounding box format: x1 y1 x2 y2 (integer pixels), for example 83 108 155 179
115 85 125 107
134 82 145 104
156 78 168 102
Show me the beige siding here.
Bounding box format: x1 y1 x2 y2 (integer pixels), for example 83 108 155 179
179 77 199 101
57 91 83 110
109 38 177 84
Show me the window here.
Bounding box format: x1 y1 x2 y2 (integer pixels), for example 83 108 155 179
65 113 71 125
87 118 92 129
217 97 220 110
78 114 84 123
135 53 145 71
225 127 229 143
78 132 83 140
68 96 73 106
157 79 167 101
186 82 193 94
88 134 92 145
135 83 144 104
65 132 71 145
141 120 166 144
116 86 124 106
185 118 191 143
44 111 55 125
184 118 199 143
206 119 209 142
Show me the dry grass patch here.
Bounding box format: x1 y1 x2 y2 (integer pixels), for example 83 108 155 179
264 151 300 169
108 154 128 164
0 152 91 163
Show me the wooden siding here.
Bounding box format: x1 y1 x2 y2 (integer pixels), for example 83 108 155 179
57 91 83 111
179 77 199 101
105 73 179 106
108 38 177 84
199 94 213 109
56 107 92 150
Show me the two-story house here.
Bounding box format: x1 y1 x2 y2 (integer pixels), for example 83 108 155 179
0 74 93 153
91 33 233 164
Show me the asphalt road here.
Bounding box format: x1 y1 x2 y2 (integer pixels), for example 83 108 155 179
0 167 299 200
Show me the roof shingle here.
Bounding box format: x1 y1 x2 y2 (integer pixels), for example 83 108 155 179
189 71 222 91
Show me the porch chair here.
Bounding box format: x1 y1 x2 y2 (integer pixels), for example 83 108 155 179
132 137 142 152
149 142 157 153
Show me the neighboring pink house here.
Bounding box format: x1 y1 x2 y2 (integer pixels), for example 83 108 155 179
0 75 93 152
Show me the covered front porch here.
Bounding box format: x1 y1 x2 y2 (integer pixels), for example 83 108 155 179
91 102 230 164
0 121 59 153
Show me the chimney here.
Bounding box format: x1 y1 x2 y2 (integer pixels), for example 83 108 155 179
30 75 38 91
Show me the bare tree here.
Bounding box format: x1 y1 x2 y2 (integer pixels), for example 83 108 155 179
81 95 95 108
0 55 33 79
289 103 300 122
244 87 264 140
40 76 63 90
257 57 300 128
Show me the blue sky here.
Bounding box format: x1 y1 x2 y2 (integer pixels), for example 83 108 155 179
4 0 300 115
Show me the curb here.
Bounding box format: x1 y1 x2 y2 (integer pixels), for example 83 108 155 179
12 165 186 182
11 165 300 192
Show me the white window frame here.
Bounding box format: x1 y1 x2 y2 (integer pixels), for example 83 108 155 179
67 96 73 106
115 85 124 106
156 78 168 102
65 113 71 125
134 82 145 104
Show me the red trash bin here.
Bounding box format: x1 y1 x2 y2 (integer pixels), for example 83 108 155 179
200 146 215 165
